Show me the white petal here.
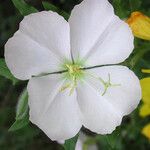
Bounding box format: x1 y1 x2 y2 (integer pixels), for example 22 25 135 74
69 0 133 65
76 65 141 134
77 80 122 134
20 11 71 61
69 0 114 60
5 11 71 80
5 31 61 80
27 74 82 141
85 19 134 66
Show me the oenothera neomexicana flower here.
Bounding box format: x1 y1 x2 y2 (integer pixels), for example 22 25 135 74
5 0 141 141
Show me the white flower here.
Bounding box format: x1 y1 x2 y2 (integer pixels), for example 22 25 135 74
5 0 141 141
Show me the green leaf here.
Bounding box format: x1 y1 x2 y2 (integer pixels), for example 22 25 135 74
8 115 29 131
12 0 38 16
9 88 29 131
96 128 123 150
0 58 18 84
16 89 28 120
42 1 58 12
42 1 69 20
64 134 79 150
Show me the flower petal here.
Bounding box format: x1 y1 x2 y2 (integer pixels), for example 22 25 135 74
69 0 114 60
27 74 82 141
20 11 71 61
5 11 71 80
5 31 61 80
140 77 150 104
76 65 141 134
69 0 133 66
142 123 150 139
139 104 150 117
85 19 134 66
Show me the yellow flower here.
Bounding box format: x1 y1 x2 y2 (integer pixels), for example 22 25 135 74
140 77 150 105
140 77 150 117
142 124 150 139
140 69 150 139
139 69 150 117
140 103 150 117
126 11 150 40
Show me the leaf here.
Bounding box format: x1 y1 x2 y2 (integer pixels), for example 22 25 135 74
42 1 69 20
0 58 18 84
9 88 29 131
64 134 79 150
42 1 58 12
16 88 28 120
8 115 29 131
96 128 123 150
12 0 38 16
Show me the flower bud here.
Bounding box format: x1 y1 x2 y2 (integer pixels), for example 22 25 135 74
126 11 150 40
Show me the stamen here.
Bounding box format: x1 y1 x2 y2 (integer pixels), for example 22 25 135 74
60 78 78 96
60 83 71 92
69 78 77 96
60 63 82 95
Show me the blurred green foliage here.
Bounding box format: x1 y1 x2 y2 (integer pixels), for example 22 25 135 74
0 0 150 150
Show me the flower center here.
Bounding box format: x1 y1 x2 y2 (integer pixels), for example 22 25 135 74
60 61 121 96
60 62 84 95
65 64 83 80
